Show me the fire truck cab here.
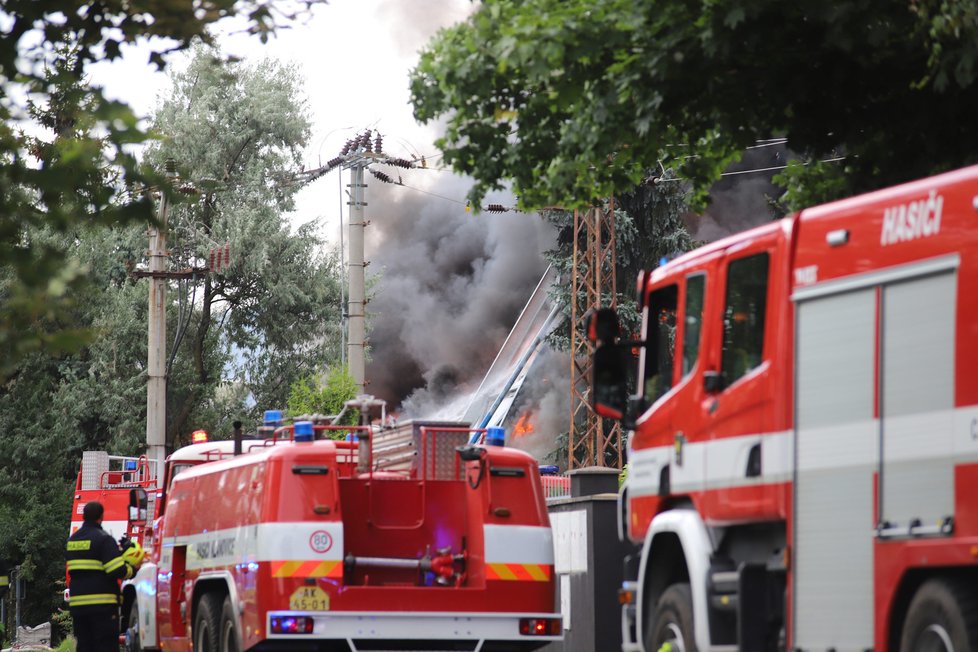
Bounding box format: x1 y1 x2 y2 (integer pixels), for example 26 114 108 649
592 165 978 651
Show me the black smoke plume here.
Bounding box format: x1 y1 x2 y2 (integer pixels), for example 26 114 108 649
364 175 554 413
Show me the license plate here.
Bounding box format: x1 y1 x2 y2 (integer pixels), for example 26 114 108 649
289 586 330 611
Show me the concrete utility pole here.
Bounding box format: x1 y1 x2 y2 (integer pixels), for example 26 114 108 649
339 169 347 368
146 162 176 480
136 164 216 477
347 161 368 393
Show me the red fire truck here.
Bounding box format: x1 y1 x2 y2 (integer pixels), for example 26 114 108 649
590 165 978 652
105 410 559 652
70 451 155 542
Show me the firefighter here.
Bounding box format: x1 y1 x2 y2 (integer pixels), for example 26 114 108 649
65 501 145 652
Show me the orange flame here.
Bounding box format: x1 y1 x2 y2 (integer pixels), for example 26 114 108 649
512 412 535 438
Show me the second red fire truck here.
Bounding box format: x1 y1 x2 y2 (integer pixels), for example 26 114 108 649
591 164 978 652
72 405 560 652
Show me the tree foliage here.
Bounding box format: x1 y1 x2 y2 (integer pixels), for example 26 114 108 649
411 0 978 212
0 45 150 380
0 0 323 379
287 367 360 429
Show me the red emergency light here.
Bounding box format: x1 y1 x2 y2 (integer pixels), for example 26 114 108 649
191 430 208 443
519 617 561 636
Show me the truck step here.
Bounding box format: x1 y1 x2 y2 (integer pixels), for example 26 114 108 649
710 569 739 595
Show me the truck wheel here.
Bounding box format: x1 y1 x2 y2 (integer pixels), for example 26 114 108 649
900 578 978 652
123 601 142 652
646 583 696 652
194 593 222 652
220 595 240 652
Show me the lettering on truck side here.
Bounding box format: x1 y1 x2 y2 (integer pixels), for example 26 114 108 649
794 265 818 286
880 189 944 245
194 537 236 560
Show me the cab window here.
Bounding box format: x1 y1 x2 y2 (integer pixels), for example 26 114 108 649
721 253 769 385
643 284 678 402
682 274 706 376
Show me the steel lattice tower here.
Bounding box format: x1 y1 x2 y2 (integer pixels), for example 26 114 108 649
568 200 623 469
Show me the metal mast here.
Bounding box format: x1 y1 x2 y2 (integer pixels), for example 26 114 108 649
568 200 623 469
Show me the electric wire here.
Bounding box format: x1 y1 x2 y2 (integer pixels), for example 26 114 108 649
744 139 788 150
654 156 847 182
722 156 844 176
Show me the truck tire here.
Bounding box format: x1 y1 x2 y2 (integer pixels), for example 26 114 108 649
646 583 697 652
194 593 222 652
900 578 978 652
220 595 240 652
123 601 142 652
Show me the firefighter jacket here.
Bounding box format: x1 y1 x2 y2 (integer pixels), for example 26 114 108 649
65 522 132 608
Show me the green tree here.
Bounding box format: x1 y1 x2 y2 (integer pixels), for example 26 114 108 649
0 217 166 627
0 0 322 379
146 47 345 445
411 0 978 212
287 367 360 430
0 45 137 381
0 43 343 627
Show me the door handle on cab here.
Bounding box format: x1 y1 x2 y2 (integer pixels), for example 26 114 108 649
703 369 724 393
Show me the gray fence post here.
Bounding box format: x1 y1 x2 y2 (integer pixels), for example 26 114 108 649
545 467 629 652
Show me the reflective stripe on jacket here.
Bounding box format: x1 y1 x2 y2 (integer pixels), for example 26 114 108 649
64 522 131 607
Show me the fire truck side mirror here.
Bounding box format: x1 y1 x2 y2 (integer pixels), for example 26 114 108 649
129 488 149 523
592 344 628 420
586 307 621 345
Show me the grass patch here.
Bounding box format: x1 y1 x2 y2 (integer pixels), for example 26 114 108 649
53 637 75 652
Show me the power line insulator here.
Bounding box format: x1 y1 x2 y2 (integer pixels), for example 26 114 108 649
485 203 507 213
382 157 413 169
374 133 383 153
369 169 393 184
